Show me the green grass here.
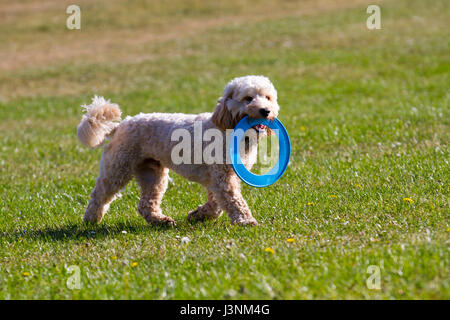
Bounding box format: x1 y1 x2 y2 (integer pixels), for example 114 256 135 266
0 0 448 299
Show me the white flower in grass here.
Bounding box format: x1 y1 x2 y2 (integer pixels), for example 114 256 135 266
181 236 190 244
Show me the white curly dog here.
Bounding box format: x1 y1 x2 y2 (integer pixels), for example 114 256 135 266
77 75 280 226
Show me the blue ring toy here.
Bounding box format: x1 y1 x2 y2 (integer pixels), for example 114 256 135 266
229 116 291 187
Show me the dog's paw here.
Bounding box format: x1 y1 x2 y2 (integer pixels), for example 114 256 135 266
231 216 258 226
187 207 221 222
83 214 102 224
187 208 206 222
148 216 176 227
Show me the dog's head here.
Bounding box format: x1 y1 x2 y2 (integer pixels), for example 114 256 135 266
211 75 279 135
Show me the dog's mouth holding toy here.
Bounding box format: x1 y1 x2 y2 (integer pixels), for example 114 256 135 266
252 124 266 133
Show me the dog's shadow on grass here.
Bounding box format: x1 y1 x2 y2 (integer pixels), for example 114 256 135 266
2 221 175 242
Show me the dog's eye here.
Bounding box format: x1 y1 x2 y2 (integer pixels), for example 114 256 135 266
243 96 253 103
266 95 272 101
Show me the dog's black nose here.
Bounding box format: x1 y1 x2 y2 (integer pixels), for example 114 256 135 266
259 108 270 118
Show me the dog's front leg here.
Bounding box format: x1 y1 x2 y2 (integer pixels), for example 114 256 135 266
209 169 258 226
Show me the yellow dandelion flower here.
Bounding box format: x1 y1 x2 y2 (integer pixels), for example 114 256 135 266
300 126 306 132
329 195 337 198
131 262 138 267
446 227 450 232
111 255 118 260
286 238 295 243
307 202 315 206
355 184 363 189
402 198 414 204
23 272 30 277
264 247 275 254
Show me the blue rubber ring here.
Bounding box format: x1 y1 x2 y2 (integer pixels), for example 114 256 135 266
229 116 291 187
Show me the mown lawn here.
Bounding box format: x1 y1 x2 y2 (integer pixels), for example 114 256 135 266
0 0 448 299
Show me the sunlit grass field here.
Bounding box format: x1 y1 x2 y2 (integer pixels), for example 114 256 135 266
0 0 448 299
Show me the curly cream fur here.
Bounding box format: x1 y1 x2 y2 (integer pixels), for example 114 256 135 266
77 75 280 226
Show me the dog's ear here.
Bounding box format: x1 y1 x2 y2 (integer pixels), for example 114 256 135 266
211 97 234 130
211 85 236 130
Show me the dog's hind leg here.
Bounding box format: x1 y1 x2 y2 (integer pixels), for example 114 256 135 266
187 190 222 222
84 151 133 224
135 159 175 227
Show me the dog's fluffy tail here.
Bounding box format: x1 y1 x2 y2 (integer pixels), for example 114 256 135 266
77 96 122 149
